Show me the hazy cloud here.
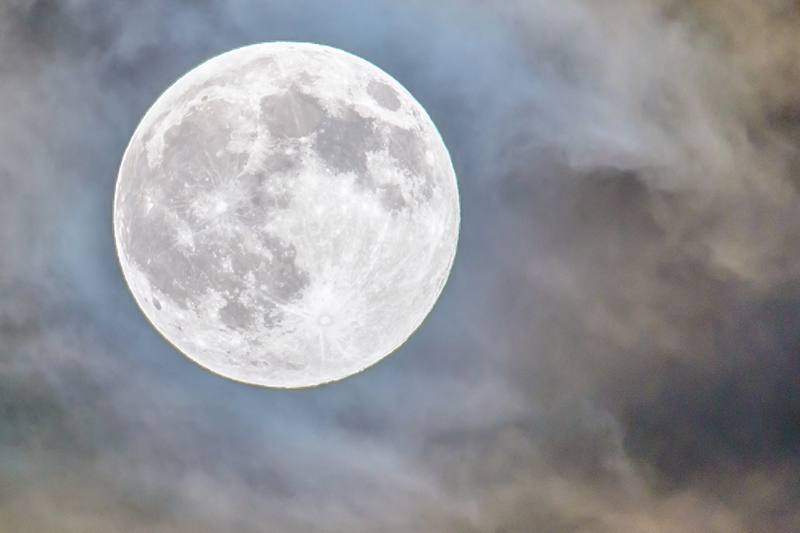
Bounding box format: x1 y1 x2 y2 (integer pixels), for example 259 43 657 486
1 0 798 531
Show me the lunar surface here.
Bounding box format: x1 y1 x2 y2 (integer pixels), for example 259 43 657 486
113 42 460 388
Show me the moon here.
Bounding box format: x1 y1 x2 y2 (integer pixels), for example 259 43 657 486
113 42 460 388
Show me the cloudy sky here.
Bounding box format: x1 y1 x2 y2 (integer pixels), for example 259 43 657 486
1 0 799 531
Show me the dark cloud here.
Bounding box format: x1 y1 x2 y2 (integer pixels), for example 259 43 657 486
1 0 799 531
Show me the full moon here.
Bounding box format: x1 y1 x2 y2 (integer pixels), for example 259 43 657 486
113 42 460 388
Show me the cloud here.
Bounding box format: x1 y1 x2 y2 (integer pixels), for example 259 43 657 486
0 0 798 531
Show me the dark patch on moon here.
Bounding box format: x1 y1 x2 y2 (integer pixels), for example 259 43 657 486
279 360 305 372
260 89 324 138
206 234 309 331
198 74 229 94
119 95 314 325
244 56 275 74
255 82 432 211
198 233 311 331
128 224 311 330
251 187 292 212
233 172 293 224
258 234 311 302
386 125 427 178
380 183 406 212
219 300 254 330
367 80 401 111
262 151 300 175
153 298 161 310
159 102 250 203
313 107 381 181
124 201 196 310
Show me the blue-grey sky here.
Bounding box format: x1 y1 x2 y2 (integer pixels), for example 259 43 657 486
1 0 799 531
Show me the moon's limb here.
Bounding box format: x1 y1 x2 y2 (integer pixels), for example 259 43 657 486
114 42 459 388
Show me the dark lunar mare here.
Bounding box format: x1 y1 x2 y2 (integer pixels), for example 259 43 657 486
119 97 311 329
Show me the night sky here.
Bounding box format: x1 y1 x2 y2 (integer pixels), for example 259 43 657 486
2 0 800 531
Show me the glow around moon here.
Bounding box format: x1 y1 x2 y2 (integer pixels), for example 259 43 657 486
113 42 460 388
